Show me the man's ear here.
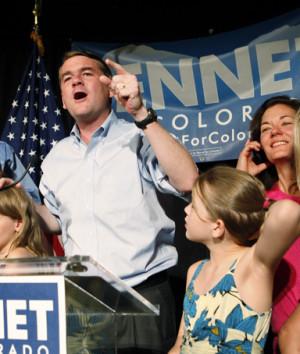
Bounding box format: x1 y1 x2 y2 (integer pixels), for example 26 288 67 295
211 219 225 239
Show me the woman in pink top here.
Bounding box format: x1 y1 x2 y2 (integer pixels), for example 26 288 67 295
237 95 300 354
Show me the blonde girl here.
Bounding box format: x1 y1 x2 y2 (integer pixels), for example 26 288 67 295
169 166 300 353
0 186 48 258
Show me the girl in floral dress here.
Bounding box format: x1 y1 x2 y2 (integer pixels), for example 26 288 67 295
169 166 300 354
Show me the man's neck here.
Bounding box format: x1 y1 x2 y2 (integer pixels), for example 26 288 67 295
77 111 111 145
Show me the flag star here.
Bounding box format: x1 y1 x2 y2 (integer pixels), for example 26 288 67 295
7 132 14 140
8 116 16 124
52 124 60 132
12 100 18 108
40 122 47 130
31 133 38 141
1 44 67 188
51 139 58 147
29 166 35 174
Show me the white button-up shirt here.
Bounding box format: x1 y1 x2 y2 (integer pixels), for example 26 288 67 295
40 111 184 286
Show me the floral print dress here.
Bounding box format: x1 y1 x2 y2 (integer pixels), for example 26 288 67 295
181 259 271 353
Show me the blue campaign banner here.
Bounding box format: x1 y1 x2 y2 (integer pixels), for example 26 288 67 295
73 8 300 163
0 276 66 353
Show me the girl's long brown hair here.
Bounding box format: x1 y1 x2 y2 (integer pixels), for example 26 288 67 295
0 187 48 257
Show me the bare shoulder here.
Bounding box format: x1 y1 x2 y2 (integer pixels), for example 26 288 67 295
268 199 300 222
186 260 205 284
6 247 36 259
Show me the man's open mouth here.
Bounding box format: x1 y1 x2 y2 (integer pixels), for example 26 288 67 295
74 92 87 100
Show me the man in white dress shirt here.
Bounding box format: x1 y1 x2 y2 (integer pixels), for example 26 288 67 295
35 51 198 353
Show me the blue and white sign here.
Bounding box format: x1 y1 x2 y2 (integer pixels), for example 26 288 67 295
73 8 300 163
0 276 66 353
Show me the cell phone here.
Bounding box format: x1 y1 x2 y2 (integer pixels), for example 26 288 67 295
251 142 268 165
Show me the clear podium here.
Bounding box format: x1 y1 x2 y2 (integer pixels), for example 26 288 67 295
0 256 159 353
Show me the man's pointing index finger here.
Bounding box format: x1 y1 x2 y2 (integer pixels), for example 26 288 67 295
105 58 129 75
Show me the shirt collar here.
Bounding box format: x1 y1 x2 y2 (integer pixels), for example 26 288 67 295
70 110 118 143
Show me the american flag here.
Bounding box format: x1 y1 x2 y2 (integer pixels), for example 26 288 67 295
1 41 67 186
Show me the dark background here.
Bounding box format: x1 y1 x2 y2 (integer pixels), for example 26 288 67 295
0 1 298 345
0 0 299 133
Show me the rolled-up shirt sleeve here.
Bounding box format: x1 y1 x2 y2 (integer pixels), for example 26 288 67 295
138 133 190 199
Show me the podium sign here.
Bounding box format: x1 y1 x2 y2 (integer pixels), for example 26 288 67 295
0 256 159 353
0 275 66 353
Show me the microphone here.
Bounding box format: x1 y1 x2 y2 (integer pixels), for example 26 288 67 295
0 155 39 191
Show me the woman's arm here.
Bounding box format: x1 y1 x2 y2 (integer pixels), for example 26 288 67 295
278 302 300 353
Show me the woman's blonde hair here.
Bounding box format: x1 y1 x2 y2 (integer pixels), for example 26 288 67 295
193 166 266 244
0 187 47 257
